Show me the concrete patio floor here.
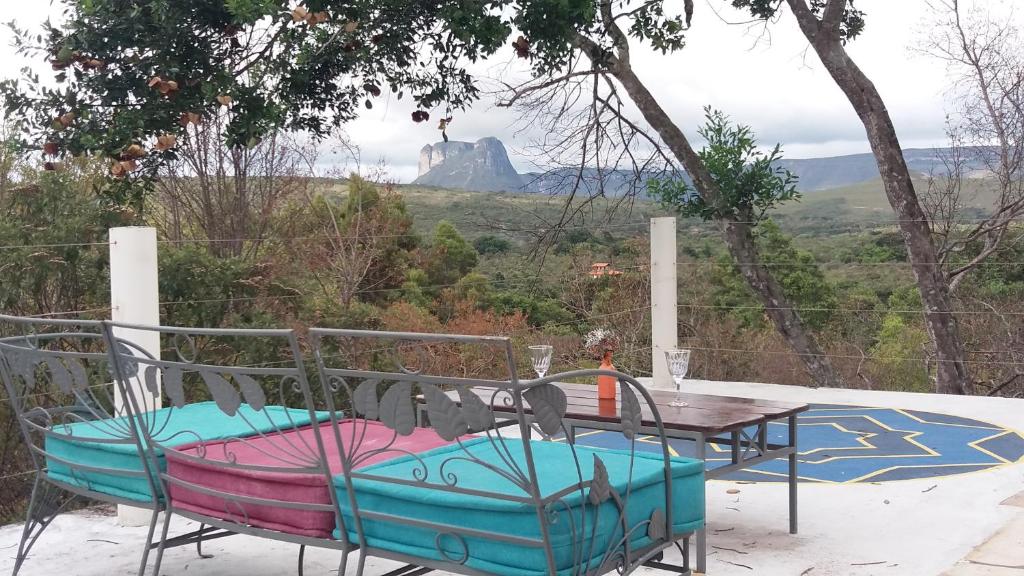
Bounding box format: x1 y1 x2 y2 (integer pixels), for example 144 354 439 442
2 381 1023 576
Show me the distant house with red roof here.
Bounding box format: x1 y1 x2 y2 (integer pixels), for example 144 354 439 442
589 262 623 278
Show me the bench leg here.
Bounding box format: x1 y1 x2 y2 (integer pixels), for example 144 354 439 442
148 510 173 576
379 566 434 576
337 550 350 575
789 414 798 535
12 478 79 576
640 539 692 574
196 523 214 558
696 436 707 574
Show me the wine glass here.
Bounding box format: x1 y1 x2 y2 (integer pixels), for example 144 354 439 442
665 349 691 407
529 345 553 379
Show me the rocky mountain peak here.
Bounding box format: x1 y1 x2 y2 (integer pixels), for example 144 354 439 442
413 137 527 193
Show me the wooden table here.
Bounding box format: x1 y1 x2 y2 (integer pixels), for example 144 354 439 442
552 382 808 574
421 382 808 574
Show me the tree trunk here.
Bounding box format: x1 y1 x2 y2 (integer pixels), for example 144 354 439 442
723 219 843 387
605 55 844 387
786 0 970 394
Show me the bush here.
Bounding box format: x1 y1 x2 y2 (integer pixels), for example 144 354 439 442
473 234 512 255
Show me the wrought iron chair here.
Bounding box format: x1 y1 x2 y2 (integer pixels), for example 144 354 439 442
101 320 352 575
0 314 165 576
309 328 704 576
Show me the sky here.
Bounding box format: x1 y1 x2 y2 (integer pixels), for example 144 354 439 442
0 1 991 183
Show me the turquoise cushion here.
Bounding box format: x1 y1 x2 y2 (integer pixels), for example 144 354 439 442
45 402 326 502
333 439 704 576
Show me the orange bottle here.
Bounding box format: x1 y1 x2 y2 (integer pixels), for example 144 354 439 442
597 350 617 400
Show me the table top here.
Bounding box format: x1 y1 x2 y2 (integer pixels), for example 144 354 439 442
553 382 809 435
431 381 809 436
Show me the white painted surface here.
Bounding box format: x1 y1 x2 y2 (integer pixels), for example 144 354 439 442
3 382 1023 575
649 217 677 390
108 226 161 526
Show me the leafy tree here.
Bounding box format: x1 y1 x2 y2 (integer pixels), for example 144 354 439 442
710 220 835 330
399 268 433 309
473 234 512 255
0 119 23 202
649 108 799 222
731 0 971 394
282 175 415 309
868 314 930 393
648 109 840 386
1 0 510 207
490 291 575 328
424 221 478 287
158 245 281 329
0 168 112 316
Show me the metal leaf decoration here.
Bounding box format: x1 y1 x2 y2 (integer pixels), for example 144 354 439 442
352 379 380 420
648 508 667 540
164 366 186 408
66 357 89 391
235 373 266 411
620 383 642 440
458 387 494 432
523 383 567 437
423 384 467 441
46 357 73 394
143 365 160 396
10 352 36 390
379 381 415 436
588 455 611 505
115 343 139 378
200 370 241 416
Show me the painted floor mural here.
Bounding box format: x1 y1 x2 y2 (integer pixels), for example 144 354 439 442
565 404 1024 483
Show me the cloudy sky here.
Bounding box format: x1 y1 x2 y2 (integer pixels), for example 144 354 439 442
0 1 995 182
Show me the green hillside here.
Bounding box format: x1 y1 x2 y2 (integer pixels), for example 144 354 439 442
392 177 997 242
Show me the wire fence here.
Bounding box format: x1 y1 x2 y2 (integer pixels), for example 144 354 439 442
3 221 1023 386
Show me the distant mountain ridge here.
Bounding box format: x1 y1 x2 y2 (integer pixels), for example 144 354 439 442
412 137 991 195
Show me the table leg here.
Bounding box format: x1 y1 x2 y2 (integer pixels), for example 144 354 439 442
788 414 798 535
696 433 707 574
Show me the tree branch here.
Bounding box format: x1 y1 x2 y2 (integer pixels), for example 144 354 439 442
496 70 601 108
821 0 849 36
599 0 630 64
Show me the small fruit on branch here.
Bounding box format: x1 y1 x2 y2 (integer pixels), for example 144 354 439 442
110 161 128 177
179 112 202 126
124 144 146 159
155 134 178 151
217 94 233 106
53 112 76 130
158 80 178 95
512 35 530 58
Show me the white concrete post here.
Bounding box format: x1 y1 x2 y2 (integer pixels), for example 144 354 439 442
109 226 161 526
650 218 678 389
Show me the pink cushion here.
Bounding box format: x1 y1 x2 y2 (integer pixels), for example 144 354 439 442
165 420 460 538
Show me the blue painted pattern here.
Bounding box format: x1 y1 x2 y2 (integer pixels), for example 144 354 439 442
565 404 1024 483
